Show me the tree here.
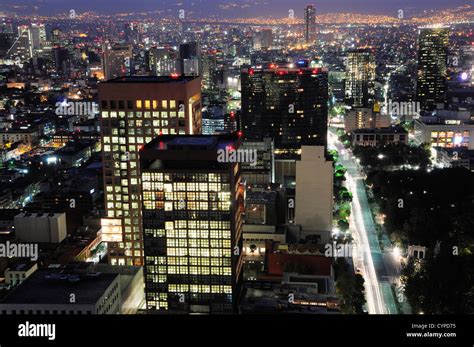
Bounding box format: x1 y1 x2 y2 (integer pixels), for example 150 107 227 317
335 259 366 313
338 219 350 232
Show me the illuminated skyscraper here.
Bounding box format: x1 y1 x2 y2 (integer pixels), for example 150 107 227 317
140 134 244 314
30 23 46 52
179 42 202 76
344 48 376 108
102 44 133 80
149 47 180 76
304 5 317 44
416 26 449 111
99 76 202 266
241 64 328 149
5 26 33 62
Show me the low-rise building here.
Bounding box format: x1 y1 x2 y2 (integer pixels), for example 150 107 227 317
0 263 144 315
344 107 390 133
352 126 408 147
14 212 67 244
414 115 474 149
5 261 38 286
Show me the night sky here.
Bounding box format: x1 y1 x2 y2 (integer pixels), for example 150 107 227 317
2 0 470 17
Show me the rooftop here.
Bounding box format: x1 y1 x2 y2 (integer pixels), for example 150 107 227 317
102 75 199 84
353 126 407 134
143 133 241 152
2 269 118 305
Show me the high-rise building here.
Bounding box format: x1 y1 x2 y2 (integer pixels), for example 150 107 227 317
416 26 449 111
344 48 376 108
149 47 180 76
179 42 202 76
140 134 244 314
304 5 317 44
103 44 133 80
53 47 71 76
0 33 14 58
5 26 33 62
51 28 63 45
253 29 273 50
99 75 202 266
30 23 46 52
241 64 328 149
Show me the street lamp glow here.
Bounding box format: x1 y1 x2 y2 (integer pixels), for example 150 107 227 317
393 246 401 258
377 154 385 159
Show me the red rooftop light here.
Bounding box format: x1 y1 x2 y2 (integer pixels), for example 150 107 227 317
171 73 180 79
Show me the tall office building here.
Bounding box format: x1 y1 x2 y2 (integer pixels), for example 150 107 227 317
0 33 14 58
30 23 46 52
241 64 328 149
344 48 376 108
5 26 33 62
304 5 317 44
179 42 202 76
140 134 244 314
253 29 273 50
53 47 71 76
99 75 202 266
51 28 63 45
416 26 449 111
103 44 133 80
149 47 180 76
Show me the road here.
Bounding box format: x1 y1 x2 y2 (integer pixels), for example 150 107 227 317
329 129 398 314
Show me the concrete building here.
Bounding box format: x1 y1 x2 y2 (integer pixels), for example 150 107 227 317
414 116 474 149
102 44 132 80
240 137 274 187
295 146 333 243
344 106 390 133
0 263 143 315
352 126 408 147
14 212 67 243
0 128 39 147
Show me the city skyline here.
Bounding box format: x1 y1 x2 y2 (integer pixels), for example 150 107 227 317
0 0 472 344
2 0 473 17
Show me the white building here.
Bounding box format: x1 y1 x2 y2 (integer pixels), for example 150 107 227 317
414 117 474 149
14 212 67 243
295 146 333 243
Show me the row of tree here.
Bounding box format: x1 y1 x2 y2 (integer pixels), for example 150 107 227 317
367 168 474 313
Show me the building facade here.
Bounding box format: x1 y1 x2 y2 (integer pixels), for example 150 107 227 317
99 76 202 266
304 5 317 44
140 134 244 314
241 65 328 149
416 26 449 111
344 48 376 108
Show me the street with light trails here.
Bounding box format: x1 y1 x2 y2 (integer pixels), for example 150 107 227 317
329 129 398 314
